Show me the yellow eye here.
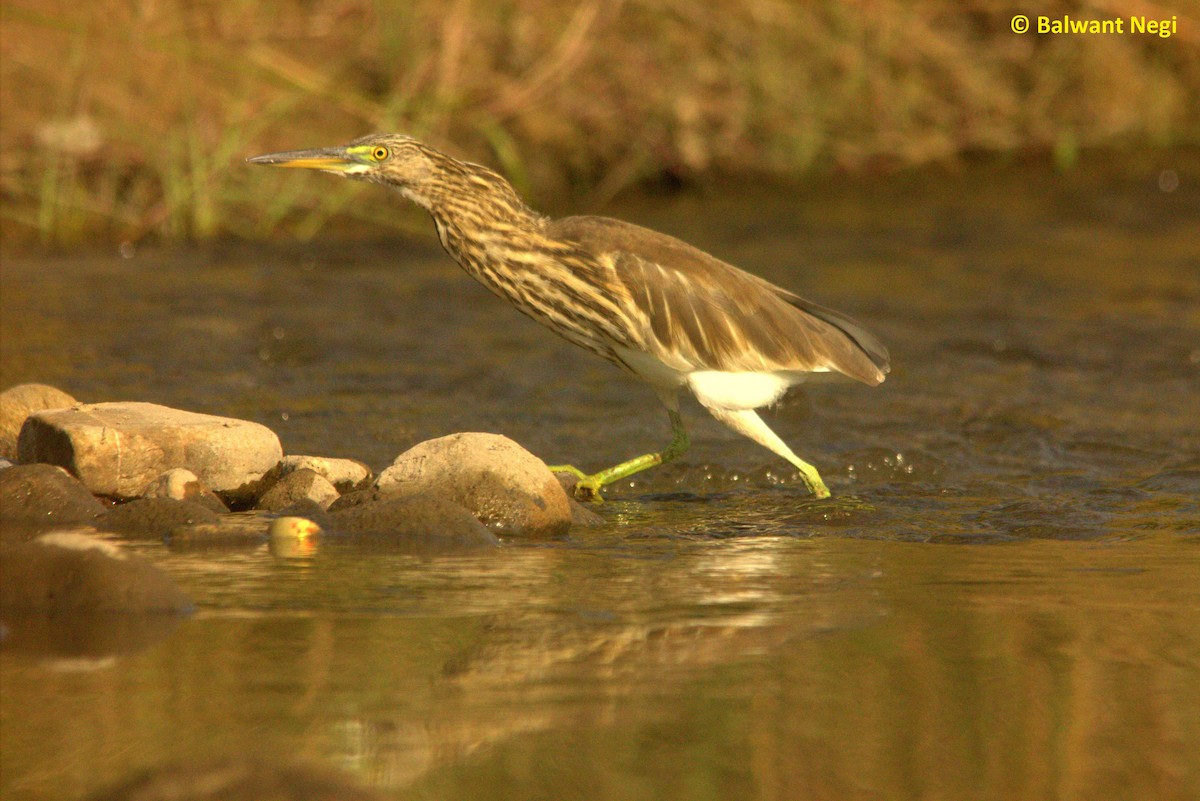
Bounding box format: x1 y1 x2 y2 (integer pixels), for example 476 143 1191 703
371 146 389 161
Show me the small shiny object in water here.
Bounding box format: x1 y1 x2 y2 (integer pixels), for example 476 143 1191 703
269 516 321 558
269 516 321 539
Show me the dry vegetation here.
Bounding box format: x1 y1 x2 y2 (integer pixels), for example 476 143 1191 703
1 0 1198 245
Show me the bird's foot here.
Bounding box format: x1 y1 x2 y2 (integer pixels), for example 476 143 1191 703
547 465 606 503
795 465 832 499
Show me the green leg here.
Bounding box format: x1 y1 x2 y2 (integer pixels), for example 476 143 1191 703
550 409 690 502
793 461 831 500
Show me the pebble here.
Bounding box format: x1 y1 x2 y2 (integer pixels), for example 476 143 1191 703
140 468 229 513
275 455 372 493
0 383 78 460
257 468 339 512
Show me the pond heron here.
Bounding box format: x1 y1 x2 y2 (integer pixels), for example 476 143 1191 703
248 134 889 501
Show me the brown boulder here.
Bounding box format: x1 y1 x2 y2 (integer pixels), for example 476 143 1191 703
375 433 571 538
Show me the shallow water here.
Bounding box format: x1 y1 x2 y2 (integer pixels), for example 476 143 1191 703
2 156 1199 799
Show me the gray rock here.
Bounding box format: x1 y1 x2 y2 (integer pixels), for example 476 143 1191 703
375 433 572 538
99 497 220 539
276 455 372 493
140 468 228 513
0 463 105 535
329 493 500 550
18 402 282 502
0 383 78 460
0 528 192 612
257 468 339 512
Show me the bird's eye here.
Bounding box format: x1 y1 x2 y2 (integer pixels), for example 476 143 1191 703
372 146 389 161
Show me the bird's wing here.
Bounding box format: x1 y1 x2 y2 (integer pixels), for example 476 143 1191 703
547 215 889 386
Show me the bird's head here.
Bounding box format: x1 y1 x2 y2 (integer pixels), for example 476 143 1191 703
247 133 447 203
248 133 537 221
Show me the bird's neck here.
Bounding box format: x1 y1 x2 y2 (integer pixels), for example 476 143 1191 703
406 166 551 280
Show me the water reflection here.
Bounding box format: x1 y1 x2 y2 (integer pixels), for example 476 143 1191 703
3 534 1197 799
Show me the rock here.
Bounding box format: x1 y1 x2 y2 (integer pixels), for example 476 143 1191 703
99 498 220 539
276 455 372 493
0 383 77 460
326 486 383 512
86 758 386 801
0 528 192 612
375 433 572 538
18 402 283 503
329 494 500 550
140 468 228 513
554 472 606 527
257 468 339 512
271 498 334 526
0 463 105 535
165 515 271 550
568 498 606 527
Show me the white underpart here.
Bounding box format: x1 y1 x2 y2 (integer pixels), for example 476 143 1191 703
687 370 791 411
612 345 818 468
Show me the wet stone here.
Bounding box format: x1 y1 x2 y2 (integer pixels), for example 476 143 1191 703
0 463 105 535
166 515 273 550
0 528 193 613
329 493 500 550
275 455 372 493
375 432 572 538
257 468 339 512
99 497 220 539
140 468 229 513
18 401 282 503
0 383 78 460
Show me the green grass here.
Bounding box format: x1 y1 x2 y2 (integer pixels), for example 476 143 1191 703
2 0 1198 247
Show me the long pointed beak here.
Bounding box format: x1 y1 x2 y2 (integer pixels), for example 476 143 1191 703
246 147 361 173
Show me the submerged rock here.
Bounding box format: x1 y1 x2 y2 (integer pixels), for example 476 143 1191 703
0 383 78 460
375 432 572 538
87 758 385 801
98 497 220 539
329 493 499 550
0 463 105 536
18 401 282 502
256 468 339 512
0 528 192 613
140 468 229 513
166 514 274 550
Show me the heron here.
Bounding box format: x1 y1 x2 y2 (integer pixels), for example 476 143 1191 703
248 134 889 501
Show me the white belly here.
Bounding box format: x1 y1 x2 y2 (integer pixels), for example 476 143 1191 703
687 370 792 411
613 346 802 411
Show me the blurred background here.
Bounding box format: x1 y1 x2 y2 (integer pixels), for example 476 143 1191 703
2 0 1198 247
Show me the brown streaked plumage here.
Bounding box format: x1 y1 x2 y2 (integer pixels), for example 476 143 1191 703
248 134 890 500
